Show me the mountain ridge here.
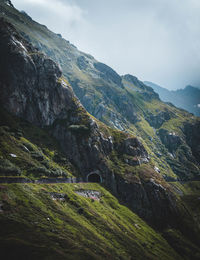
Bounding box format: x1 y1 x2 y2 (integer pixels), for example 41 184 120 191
145 81 200 117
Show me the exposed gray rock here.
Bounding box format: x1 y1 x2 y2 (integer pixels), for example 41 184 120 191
49 192 67 201
0 19 77 127
146 110 174 129
94 62 122 86
184 121 200 162
116 137 148 159
158 129 182 153
75 190 101 200
3 0 13 7
77 56 89 70
113 174 180 229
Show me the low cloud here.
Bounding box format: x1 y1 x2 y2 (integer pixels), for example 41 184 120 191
12 0 86 37
12 0 200 89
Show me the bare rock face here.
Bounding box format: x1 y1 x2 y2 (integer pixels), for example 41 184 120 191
184 121 200 163
116 137 148 158
94 62 123 86
114 175 179 229
158 129 182 153
3 0 14 7
0 18 76 126
146 110 174 129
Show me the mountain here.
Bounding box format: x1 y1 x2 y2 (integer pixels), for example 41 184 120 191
1 1 200 182
145 81 200 117
0 1 200 259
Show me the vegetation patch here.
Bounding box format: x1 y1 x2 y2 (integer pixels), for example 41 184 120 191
0 183 181 260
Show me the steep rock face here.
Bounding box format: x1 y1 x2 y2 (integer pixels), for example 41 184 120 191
2 0 13 7
115 175 179 229
184 121 200 163
158 129 182 153
145 110 174 129
0 19 76 126
116 137 148 158
94 62 123 86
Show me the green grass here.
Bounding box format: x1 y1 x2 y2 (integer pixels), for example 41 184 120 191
0 183 181 260
0 108 77 179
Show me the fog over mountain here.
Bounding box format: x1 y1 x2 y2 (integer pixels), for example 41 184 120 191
12 0 200 90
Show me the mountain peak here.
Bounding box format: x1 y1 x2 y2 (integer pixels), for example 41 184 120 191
2 0 14 7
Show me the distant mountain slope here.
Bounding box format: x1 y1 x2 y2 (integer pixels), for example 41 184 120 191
144 81 200 117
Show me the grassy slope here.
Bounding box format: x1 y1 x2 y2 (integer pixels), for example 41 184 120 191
0 107 78 179
123 81 200 180
0 182 180 260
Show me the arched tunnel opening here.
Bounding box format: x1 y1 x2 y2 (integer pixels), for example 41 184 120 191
87 173 102 183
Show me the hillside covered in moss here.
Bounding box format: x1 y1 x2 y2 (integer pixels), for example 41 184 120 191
0 182 183 260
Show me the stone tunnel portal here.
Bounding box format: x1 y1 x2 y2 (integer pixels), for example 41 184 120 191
87 173 102 183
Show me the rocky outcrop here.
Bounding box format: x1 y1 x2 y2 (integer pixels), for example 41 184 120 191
158 126 200 180
146 110 174 129
114 174 179 229
3 0 13 7
122 74 159 101
184 121 200 163
94 62 123 86
158 129 182 153
116 137 148 158
75 190 101 200
0 19 77 127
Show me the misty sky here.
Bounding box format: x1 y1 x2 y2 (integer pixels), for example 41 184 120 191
12 0 200 90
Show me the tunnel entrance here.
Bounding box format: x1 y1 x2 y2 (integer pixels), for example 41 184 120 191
87 173 102 183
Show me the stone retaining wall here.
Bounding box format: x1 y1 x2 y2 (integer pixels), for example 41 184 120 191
0 177 81 184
